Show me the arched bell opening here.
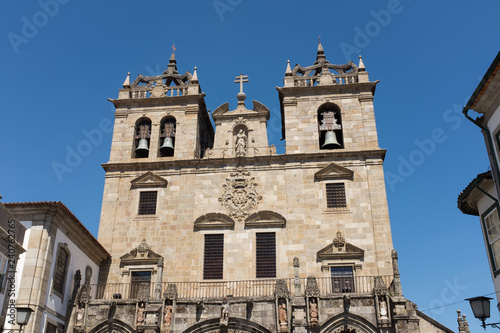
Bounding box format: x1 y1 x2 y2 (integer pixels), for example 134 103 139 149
317 103 343 150
134 117 152 158
159 116 177 157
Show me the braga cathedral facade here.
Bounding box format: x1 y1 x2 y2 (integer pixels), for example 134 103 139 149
66 42 454 333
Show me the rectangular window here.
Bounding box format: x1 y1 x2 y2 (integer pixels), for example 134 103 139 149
331 266 354 293
53 248 68 294
204 234 224 280
45 322 57 333
256 232 276 278
138 191 157 215
326 183 346 208
130 271 151 298
483 207 500 272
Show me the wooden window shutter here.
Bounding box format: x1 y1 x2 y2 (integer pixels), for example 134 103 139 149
256 232 276 278
204 234 224 280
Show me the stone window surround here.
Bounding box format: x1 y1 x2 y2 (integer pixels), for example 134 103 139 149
323 181 350 213
481 203 500 277
51 242 71 302
320 261 362 278
133 189 162 220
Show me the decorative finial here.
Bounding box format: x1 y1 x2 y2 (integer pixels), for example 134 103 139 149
192 66 198 82
316 37 325 62
285 60 292 76
358 55 365 71
167 48 178 73
123 72 130 88
234 73 248 105
172 44 176 51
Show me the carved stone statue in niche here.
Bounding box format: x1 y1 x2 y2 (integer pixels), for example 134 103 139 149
164 304 173 327
137 302 146 326
379 299 388 319
76 303 85 326
278 300 288 332
220 298 229 326
309 298 318 327
235 129 247 157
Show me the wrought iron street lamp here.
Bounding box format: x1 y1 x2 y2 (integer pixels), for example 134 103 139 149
1 307 34 332
466 296 500 329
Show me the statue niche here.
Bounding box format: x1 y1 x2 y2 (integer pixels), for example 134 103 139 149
234 125 248 157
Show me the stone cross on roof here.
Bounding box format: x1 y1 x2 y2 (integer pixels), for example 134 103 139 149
234 74 249 94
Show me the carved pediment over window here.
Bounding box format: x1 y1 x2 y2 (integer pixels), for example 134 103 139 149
131 172 168 189
317 232 364 261
315 163 354 181
120 239 163 266
245 211 286 228
194 213 235 230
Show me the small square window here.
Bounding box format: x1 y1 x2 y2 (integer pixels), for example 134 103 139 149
138 191 157 215
326 183 346 208
130 271 151 298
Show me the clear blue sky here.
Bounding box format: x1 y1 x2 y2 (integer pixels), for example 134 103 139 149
1 0 499 331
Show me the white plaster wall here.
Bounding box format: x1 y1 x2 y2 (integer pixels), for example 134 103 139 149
476 190 500 301
487 104 500 169
3 221 31 330
44 228 100 318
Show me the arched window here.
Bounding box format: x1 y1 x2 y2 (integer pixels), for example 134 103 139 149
317 103 343 149
159 117 176 157
233 124 248 157
134 118 152 158
53 244 70 297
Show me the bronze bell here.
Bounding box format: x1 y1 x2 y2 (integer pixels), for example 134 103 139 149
135 138 149 152
321 131 341 149
160 137 175 155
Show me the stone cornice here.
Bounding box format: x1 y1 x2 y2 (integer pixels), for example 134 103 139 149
276 81 379 97
102 149 386 173
109 93 205 109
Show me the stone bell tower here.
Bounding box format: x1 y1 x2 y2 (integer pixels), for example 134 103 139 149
278 41 378 154
98 51 214 254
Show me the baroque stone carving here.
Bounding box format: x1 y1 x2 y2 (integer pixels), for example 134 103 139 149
373 276 388 296
309 298 319 327
137 283 150 300
333 231 346 251
235 129 247 157
163 283 178 299
278 299 288 332
220 298 229 327
305 276 320 297
274 279 290 298
219 167 262 221
137 302 146 326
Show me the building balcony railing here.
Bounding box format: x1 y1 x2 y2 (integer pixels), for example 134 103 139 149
86 275 394 301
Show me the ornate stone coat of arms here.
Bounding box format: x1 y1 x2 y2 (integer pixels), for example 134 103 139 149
219 167 262 221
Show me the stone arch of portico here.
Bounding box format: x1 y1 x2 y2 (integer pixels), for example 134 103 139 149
319 313 379 333
88 319 135 333
182 317 272 333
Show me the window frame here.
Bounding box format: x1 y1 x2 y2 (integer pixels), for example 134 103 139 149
52 243 70 299
256 232 276 279
203 233 224 280
130 270 152 298
481 204 500 276
325 182 347 210
330 265 355 293
138 190 158 215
